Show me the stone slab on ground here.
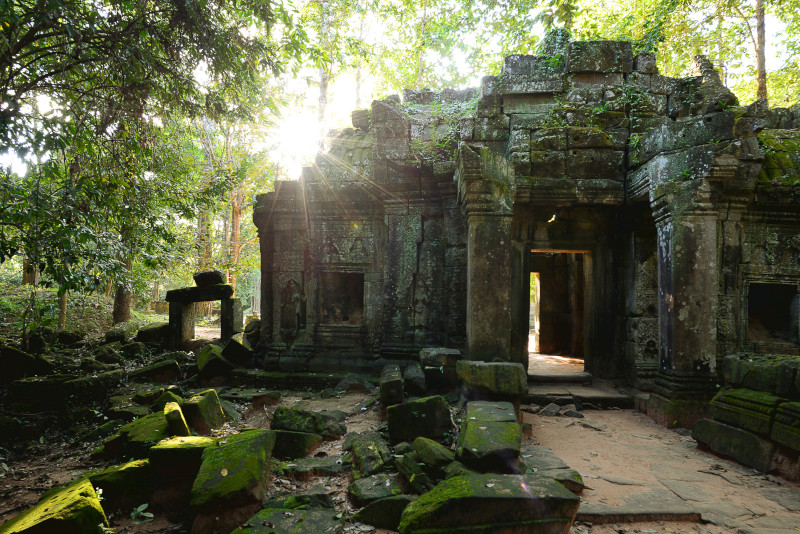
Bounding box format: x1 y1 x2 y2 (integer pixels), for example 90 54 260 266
760 486 800 512
692 418 777 473
457 360 527 396
231 508 344 533
520 445 584 493
398 472 579 534
281 456 350 479
387 395 451 443
355 495 416 531
657 478 715 502
525 383 634 409
348 473 402 506
576 488 700 523
457 401 521 473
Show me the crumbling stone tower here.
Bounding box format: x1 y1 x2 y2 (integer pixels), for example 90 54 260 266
255 31 800 426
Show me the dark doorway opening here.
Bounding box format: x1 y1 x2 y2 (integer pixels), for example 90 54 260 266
529 251 586 374
748 283 800 344
321 272 364 325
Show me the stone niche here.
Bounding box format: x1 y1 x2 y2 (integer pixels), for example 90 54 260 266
255 28 800 426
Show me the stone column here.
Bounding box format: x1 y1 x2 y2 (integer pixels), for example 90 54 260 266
650 183 720 426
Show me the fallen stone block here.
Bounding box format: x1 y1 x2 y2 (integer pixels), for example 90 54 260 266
710 388 782 436
770 401 800 452
521 445 585 494
190 430 276 534
180 389 226 435
413 436 455 478
345 431 394 477
281 455 350 479
194 270 226 287
398 472 580 534
272 430 323 459
120 341 147 359
348 473 403 506
135 322 169 345
387 395 452 443
263 486 334 510
457 360 527 397
356 495 416 530
149 436 216 478
86 459 153 512
0 345 53 384
0 477 108 534
231 508 344 533
539 403 562 416
129 359 180 384
692 418 776 473
164 401 191 436
404 362 426 396
96 411 170 459
456 401 521 474
381 363 404 406
335 373 375 394
151 389 183 412
397 452 435 493
106 321 139 343
271 406 347 440
95 343 124 365
222 333 256 368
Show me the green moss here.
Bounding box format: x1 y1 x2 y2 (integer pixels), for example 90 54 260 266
0 478 107 534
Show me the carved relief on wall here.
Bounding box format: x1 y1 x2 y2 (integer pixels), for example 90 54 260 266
278 273 305 345
406 271 431 331
754 232 800 267
316 223 374 264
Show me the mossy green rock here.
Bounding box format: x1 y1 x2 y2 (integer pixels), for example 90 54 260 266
692 418 776 473
164 401 191 436
97 411 170 459
397 472 580 534
771 401 800 452
151 390 183 413
77 419 124 443
0 345 53 384
456 361 527 396
107 393 151 419
230 508 344 533
281 455 350 478
95 343 124 364
133 387 166 405
387 395 451 443
196 344 233 379
263 487 334 510
181 389 226 434
272 430 323 459
380 363 404 406
120 341 147 359
271 406 346 440
709 388 782 436
413 436 455 476
456 417 521 474
355 495 416 530
348 473 402 506
87 459 153 511
397 452 435 493
149 435 215 477
0 477 107 534
346 431 393 477
105 321 139 343
135 322 169 345
128 359 180 384
520 445 584 494
220 388 281 408
190 429 276 508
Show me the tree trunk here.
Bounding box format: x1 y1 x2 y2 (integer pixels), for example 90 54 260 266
755 0 767 101
196 211 214 317
112 259 133 324
58 289 68 329
22 255 39 285
417 0 428 89
229 189 243 294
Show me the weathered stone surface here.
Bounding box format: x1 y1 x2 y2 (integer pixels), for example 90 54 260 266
151 389 183 412
181 389 226 435
771 401 800 452
456 401 521 474
271 406 347 440
356 495 416 530
521 445 584 494
420 347 463 368
567 40 632 73
345 431 393 477
0 478 107 534
231 508 344 534
272 430 323 459
220 388 281 408
164 401 191 436
222 332 255 368
398 472 580 534
381 363 404 406
129 359 180 383
149 436 215 478
348 473 402 506
120 341 147 359
95 342 124 364
263 486 334 510
135 322 169 345
106 321 139 343
387 395 452 443
190 429 276 508
97 411 170 459
87 459 153 511
0 345 53 384
397 451 435 493
710 388 782 436
692 418 776 473
457 361 527 396
193 270 226 287
165 284 233 303
404 362 426 396
281 455 350 479
413 436 455 476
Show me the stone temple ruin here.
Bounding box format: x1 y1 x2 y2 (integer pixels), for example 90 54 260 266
255 31 800 430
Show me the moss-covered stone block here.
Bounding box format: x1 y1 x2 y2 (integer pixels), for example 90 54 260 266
710 388 782 436
404 362 426 396
355 495 416 531
262 487 334 510
380 363 404 406
456 361 527 397
280 455 350 479
456 419 521 474
86 459 153 511
272 430 323 459
230 508 344 534
397 452 435 493
221 333 255 367
413 436 455 477
164 401 191 436
397 472 580 534
692 418 776 473
151 390 183 413
771 402 800 452
0 345 53 384
128 359 180 384
149 435 215 478
97 411 170 459
345 431 393 478
270 406 347 440
105 321 139 343
520 445 584 494
348 473 402 506
135 322 169 345
180 389 225 435
120 341 147 359
387 395 452 443
94 342 124 365
190 429 276 509
0 477 107 534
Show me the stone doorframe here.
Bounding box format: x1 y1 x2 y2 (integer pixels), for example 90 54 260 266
165 284 243 348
